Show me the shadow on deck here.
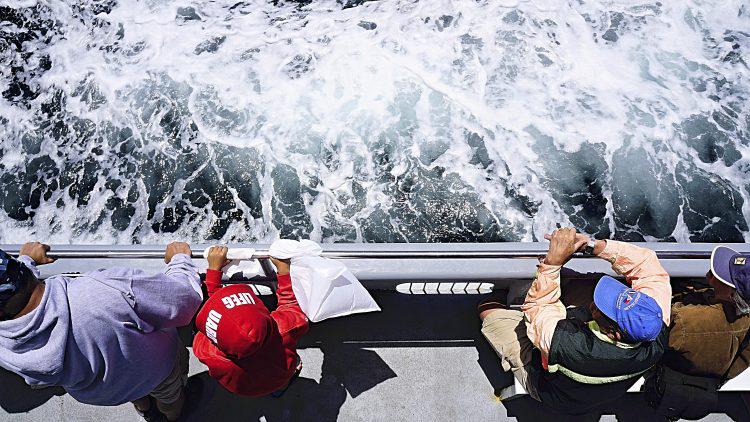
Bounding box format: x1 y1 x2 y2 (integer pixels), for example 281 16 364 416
0 291 748 421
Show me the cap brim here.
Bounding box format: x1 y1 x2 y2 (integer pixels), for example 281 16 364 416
593 275 628 322
711 246 737 288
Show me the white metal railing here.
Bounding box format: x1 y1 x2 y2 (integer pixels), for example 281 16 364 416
1 242 745 260
1 242 747 283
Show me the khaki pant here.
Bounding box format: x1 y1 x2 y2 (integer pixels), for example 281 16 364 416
481 308 541 401
151 345 189 404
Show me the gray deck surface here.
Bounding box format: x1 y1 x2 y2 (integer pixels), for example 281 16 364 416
0 292 746 421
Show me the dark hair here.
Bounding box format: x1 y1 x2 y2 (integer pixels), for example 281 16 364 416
593 309 624 339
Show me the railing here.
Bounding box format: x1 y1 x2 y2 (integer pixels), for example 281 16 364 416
1 243 748 284
1 243 744 260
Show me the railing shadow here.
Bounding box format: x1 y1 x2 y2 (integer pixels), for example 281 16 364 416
1 281 748 420
183 343 397 422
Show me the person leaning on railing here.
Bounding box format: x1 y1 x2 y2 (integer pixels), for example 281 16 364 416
0 242 203 422
192 246 310 398
644 245 750 418
478 228 671 415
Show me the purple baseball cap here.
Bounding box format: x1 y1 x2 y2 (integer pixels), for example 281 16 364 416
593 275 663 343
710 246 750 300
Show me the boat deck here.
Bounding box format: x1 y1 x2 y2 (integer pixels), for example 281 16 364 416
1 291 747 421
1 243 749 420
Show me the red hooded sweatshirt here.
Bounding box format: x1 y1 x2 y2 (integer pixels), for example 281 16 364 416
193 270 309 397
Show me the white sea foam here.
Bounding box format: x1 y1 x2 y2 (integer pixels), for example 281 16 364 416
0 0 748 244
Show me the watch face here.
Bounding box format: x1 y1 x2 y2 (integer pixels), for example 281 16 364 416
584 242 596 255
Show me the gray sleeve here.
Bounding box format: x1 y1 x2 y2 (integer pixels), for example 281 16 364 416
17 256 41 278
130 254 203 330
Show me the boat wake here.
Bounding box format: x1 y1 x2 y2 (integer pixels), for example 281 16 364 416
0 0 749 243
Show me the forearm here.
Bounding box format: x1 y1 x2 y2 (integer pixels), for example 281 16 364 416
205 269 223 297
272 272 308 338
596 240 662 280
522 263 566 355
130 269 203 329
165 253 203 299
275 273 298 308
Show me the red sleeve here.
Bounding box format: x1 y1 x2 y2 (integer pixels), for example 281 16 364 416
205 269 224 297
272 273 309 342
275 273 297 308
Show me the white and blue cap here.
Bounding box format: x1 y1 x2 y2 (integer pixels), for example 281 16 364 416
593 275 663 343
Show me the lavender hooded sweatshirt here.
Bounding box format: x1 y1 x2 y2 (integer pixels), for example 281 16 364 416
0 253 202 406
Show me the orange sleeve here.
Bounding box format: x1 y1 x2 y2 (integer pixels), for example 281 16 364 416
522 262 566 357
597 240 672 325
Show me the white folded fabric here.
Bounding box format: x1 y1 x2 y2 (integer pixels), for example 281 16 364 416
268 239 322 259
202 247 261 280
268 239 380 322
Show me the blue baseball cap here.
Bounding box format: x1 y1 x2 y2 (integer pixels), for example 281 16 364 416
710 246 750 300
593 275 663 342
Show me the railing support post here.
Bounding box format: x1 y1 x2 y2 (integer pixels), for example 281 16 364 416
258 257 277 280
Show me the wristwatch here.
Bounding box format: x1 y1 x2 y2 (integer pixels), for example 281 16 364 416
583 238 597 256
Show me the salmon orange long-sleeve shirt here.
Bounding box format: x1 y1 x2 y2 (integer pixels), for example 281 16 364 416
522 240 671 358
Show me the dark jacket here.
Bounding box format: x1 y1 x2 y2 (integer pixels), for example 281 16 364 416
536 313 668 414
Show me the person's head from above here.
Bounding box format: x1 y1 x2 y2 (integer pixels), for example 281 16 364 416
0 242 54 321
707 246 750 315
195 283 274 360
589 276 663 343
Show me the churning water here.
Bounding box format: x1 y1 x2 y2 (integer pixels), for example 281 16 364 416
0 0 749 244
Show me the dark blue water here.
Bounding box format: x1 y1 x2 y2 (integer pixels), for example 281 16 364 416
1 1 748 244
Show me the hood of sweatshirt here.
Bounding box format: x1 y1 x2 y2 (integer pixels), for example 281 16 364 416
0 277 70 386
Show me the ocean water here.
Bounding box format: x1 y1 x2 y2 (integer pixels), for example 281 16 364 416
0 0 748 244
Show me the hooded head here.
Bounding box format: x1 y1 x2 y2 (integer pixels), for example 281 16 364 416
0 250 39 321
195 284 274 359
